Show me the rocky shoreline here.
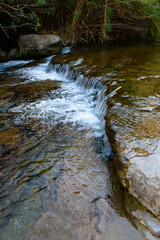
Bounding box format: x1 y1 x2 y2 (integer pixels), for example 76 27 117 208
105 96 160 239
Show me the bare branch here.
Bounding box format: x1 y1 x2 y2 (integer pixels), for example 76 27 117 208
0 23 9 38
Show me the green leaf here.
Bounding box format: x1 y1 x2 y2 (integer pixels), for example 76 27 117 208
75 10 80 20
37 0 46 6
35 18 41 32
30 11 37 20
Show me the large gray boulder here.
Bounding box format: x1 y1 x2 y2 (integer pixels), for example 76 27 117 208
18 34 61 57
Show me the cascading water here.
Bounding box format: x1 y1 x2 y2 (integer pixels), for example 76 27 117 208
0 60 33 73
46 61 111 157
0 54 143 240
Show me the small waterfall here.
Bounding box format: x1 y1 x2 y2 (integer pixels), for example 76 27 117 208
47 62 111 159
47 63 106 121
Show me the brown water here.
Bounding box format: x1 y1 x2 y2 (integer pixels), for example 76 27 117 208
0 43 158 239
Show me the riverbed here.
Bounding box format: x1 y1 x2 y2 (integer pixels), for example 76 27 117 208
1 43 159 240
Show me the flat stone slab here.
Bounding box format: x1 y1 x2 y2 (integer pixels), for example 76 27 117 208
127 141 160 216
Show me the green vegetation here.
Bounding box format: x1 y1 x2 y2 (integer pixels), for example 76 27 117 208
0 0 160 44
0 0 57 37
110 0 160 41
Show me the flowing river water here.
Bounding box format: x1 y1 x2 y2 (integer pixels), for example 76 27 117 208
0 44 155 240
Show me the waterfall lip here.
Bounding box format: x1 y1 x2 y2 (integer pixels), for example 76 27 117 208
46 61 112 158
46 63 107 121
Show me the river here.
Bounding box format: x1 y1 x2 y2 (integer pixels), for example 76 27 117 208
0 44 154 240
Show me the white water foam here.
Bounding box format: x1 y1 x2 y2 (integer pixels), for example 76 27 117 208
10 56 62 85
12 84 102 136
11 60 106 139
62 46 75 54
0 60 33 73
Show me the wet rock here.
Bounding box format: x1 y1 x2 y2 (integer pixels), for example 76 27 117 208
143 231 160 240
0 128 20 145
127 141 160 217
0 48 22 62
8 48 20 59
105 106 160 213
18 34 61 58
6 80 60 103
0 128 21 155
0 144 2 158
0 100 8 107
0 50 7 62
132 210 160 237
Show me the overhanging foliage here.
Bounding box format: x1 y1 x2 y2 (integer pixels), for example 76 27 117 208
0 0 160 43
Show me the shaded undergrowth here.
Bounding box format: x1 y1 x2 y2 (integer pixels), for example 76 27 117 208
0 0 160 44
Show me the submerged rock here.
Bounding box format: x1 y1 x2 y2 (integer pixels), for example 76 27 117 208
18 34 61 58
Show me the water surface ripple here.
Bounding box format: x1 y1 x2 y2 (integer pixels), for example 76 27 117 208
0 54 142 240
